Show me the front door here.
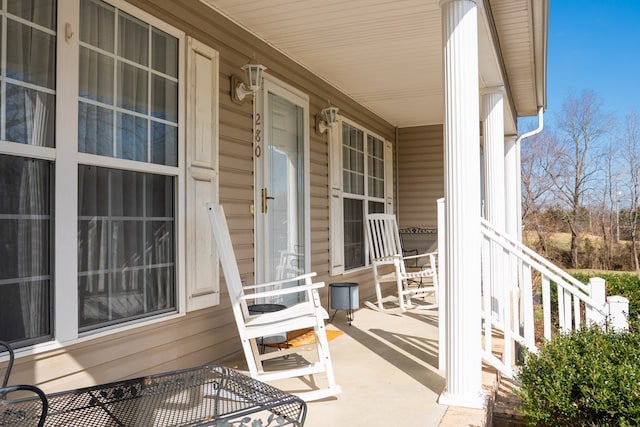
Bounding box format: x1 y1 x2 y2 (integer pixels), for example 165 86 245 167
255 77 309 305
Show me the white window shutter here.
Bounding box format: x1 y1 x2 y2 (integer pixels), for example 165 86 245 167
385 140 394 213
329 121 344 276
186 37 220 311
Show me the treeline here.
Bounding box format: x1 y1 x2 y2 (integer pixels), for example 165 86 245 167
521 90 640 271
523 206 638 271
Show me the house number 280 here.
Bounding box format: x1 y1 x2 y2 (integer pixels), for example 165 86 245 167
254 113 262 157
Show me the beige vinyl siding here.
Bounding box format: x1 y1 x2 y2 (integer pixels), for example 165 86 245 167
7 308 237 393
2 0 396 392
397 125 444 229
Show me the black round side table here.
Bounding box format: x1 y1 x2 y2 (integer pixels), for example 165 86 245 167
248 303 287 351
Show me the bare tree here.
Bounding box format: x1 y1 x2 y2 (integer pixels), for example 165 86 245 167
521 131 556 254
596 140 621 269
542 91 610 268
623 109 640 270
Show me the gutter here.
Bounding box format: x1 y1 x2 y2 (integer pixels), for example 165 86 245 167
516 106 544 145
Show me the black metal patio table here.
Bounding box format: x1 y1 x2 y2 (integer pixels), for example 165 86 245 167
0 364 307 426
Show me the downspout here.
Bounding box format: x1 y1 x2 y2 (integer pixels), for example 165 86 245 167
515 106 544 242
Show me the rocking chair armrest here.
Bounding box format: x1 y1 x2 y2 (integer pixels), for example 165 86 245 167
403 250 437 262
372 254 404 263
242 272 318 291
240 281 325 301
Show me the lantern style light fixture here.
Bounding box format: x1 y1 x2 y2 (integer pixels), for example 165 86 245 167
316 105 340 135
231 63 267 103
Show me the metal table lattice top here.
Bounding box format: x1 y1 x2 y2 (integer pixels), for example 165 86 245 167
0 365 306 426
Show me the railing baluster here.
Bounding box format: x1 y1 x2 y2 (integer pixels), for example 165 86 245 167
557 283 566 332
564 289 573 331
522 263 535 350
574 295 581 329
510 248 519 338
481 234 492 355
542 276 551 341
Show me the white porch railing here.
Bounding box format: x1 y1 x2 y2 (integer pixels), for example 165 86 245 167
478 218 630 378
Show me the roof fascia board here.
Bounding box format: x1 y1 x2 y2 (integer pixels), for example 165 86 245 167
478 0 518 130
532 0 549 110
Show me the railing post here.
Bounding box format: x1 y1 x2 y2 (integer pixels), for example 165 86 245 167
607 296 629 332
587 277 606 329
437 197 446 371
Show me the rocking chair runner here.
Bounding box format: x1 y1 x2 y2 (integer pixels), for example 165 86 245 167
365 213 439 314
207 203 341 401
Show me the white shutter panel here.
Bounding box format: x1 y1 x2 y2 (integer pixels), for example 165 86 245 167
186 37 220 311
329 121 344 275
385 140 394 213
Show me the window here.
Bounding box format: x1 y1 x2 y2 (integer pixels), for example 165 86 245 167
77 166 176 331
0 0 197 349
0 155 53 345
0 0 56 346
77 0 178 332
330 120 392 274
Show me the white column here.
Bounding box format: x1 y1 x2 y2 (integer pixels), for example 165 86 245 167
482 88 505 229
504 134 519 330
438 0 484 409
515 139 524 242
504 135 518 240
482 89 506 321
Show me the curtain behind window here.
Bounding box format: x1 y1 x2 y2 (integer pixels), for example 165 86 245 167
76 0 178 331
0 155 52 345
0 0 55 347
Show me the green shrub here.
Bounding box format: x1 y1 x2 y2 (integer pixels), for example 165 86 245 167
517 327 640 426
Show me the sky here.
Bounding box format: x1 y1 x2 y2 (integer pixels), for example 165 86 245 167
542 1 640 126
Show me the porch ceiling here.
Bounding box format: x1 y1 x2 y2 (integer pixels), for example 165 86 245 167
201 0 547 130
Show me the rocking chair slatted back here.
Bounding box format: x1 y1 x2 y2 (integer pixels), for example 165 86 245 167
207 203 341 401
365 213 438 314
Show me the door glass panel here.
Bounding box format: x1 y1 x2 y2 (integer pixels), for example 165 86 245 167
263 93 305 305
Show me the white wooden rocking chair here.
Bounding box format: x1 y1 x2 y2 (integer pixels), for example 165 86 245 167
207 203 341 401
365 213 438 314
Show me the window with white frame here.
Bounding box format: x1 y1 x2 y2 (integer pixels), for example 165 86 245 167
330 120 392 274
77 0 179 331
0 0 217 349
0 0 57 347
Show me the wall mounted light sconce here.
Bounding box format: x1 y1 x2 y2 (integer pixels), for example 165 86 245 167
231 63 267 104
315 106 340 135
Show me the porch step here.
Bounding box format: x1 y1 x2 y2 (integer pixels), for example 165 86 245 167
491 376 526 426
438 365 499 427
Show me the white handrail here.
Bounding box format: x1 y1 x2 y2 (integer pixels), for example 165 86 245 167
481 218 589 294
478 217 614 378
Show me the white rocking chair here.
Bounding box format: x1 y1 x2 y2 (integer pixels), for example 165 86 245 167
365 213 438 314
207 203 341 401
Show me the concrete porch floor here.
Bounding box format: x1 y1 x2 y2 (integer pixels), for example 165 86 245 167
223 301 498 426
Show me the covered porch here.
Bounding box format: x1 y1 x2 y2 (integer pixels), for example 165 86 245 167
0 0 548 419
207 0 549 409
224 299 499 426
